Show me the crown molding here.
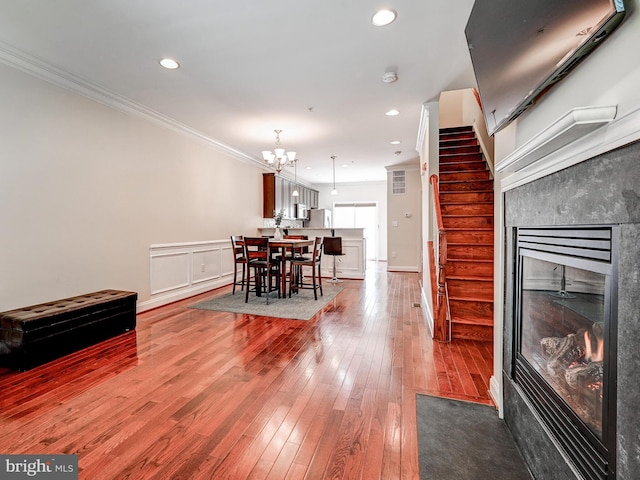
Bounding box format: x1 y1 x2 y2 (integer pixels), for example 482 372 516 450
415 103 430 152
385 162 421 172
0 41 261 168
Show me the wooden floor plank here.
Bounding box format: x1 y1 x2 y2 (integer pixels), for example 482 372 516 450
0 263 494 479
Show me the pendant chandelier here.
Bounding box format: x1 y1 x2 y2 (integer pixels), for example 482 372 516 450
330 155 338 195
262 129 296 174
292 159 299 197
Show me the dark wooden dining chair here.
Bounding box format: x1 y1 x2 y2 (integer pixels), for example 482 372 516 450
283 234 309 254
230 235 246 295
282 235 308 290
243 237 281 304
289 237 323 300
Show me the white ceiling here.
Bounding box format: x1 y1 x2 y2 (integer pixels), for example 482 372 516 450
0 0 477 184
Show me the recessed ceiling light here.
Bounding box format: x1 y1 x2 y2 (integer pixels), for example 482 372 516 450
390 140 401 145
341 164 349 168
159 58 180 69
372 9 397 27
305 166 312 170
385 109 400 116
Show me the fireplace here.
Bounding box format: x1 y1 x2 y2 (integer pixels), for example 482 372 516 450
501 137 640 480
513 226 618 480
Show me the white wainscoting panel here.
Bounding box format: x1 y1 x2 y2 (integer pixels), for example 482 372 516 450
220 246 235 278
142 240 234 312
150 250 190 295
192 246 222 284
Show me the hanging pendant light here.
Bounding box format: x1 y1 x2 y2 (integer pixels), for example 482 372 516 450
292 159 299 197
330 155 338 195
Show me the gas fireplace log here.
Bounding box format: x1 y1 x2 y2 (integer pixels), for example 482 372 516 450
541 333 585 375
565 361 604 390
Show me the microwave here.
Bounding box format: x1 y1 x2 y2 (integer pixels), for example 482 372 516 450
294 203 308 220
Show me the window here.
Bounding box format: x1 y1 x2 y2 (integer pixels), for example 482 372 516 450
333 202 378 261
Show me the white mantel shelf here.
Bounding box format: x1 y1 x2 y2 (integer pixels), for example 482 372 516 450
496 105 618 174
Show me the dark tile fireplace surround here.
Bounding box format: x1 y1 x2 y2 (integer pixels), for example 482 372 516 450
503 140 640 480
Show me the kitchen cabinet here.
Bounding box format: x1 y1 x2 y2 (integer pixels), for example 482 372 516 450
263 173 319 218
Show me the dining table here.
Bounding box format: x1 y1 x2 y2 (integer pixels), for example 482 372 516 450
268 238 315 296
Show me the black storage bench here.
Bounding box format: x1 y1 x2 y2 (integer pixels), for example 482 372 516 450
0 289 137 371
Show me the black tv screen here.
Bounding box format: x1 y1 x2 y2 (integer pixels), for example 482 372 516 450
465 0 625 136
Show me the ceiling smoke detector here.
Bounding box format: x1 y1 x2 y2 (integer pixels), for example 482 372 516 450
382 72 398 83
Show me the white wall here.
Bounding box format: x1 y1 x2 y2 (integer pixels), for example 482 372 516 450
386 164 422 271
0 63 263 311
418 102 440 329
313 181 387 261
438 90 464 128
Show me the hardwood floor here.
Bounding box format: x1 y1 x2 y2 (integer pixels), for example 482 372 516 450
0 263 494 479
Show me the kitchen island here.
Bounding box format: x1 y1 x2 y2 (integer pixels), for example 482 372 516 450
257 227 365 280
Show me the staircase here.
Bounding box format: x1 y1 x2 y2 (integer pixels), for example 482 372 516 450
439 126 494 342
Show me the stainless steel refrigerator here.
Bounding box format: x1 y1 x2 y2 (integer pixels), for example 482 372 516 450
306 209 332 227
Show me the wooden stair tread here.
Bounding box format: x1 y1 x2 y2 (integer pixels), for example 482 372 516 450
440 161 485 164
448 278 493 284
440 151 482 155
440 178 492 182
449 295 493 303
441 189 493 193
448 243 493 248
448 258 493 264
441 204 493 208
440 168 489 176
441 156 484 160
440 148 480 152
445 227 493 231
451 317 494 327
440 179 492 183
440 167 489 170
443 213 493 217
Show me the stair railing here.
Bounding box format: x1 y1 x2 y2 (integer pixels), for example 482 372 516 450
429 174 451 341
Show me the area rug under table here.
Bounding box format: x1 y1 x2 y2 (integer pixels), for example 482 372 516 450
189 285 343 320
416 394 532 480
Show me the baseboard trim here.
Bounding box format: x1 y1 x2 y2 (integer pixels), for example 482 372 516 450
421 288 434 337
137 277 231 313
386 266 419 272
489 375 503 417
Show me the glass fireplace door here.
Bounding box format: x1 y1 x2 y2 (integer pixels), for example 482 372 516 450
519 255 608 438
514 226 618 480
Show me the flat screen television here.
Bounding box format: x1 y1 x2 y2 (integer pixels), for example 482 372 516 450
465 0 626 136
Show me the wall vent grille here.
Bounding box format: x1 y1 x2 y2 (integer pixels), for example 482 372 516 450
392 170 406 195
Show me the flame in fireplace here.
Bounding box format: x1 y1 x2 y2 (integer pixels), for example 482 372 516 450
584 330 604 363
